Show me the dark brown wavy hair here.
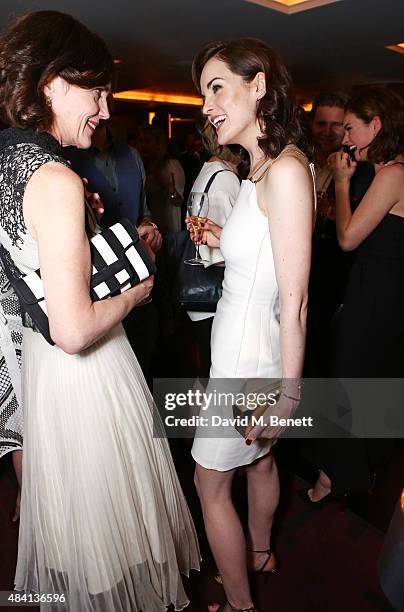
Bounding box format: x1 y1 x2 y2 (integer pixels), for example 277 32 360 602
345 85 404 164
0 10 114 131
192 38 312 161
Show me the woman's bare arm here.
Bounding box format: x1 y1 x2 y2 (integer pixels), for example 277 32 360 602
244 155 314 443
330 153 404 251
258 155 314 381
23 163 153 354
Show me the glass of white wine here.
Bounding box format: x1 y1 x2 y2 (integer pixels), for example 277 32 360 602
184 192 210 265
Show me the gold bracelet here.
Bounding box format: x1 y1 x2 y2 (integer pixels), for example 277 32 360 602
280 380 303 402
280 391 301 402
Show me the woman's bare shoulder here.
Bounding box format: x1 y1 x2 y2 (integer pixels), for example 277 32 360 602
23 161 85 233
274 145 310 171
26 161 83 200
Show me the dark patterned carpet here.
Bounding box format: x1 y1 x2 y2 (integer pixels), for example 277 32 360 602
1 442 402 612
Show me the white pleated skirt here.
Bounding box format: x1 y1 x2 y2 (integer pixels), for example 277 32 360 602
15 325 200 611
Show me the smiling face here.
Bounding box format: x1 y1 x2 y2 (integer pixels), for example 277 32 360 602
311 105 345 155
342 111 381 162
45 76 110 148
200 56 264 150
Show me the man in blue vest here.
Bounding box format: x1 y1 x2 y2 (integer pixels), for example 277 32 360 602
65 121 161 246
65 121 161 380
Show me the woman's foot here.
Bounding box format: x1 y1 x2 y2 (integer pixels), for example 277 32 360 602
208 603 256 612
214 549 277 584
307 470 331 503
12 487 21 522
208 604 224 612
247 548 277 574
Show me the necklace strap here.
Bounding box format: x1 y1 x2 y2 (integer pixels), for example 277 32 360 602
249 144 308 184
248 157 272 183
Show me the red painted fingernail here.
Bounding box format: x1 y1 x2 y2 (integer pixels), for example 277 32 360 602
246 439 252 445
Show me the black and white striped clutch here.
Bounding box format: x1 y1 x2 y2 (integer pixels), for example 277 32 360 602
0 219 156 346
90 219 155 300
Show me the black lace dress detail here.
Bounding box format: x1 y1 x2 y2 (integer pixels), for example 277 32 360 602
0 129 68 456
0 129 68 248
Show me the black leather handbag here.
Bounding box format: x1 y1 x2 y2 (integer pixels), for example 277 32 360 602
0 218 156 346
174 169 231 312
176 235 224 312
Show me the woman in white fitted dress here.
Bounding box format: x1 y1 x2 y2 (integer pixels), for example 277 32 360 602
190 39 315 612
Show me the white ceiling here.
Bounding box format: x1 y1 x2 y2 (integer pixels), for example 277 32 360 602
1 0 403 101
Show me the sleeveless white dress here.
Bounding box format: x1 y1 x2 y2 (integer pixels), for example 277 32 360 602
192 147 312 471
0 132 200 611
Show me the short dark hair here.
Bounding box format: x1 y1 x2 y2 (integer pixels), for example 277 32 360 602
346 85 404 164
192 38 312 160
310 91 349 120
0 10 114 131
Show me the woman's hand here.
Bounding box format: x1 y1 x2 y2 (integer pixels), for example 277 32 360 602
125 275 154 308
141 238 156 262
187 218 222 248
138 223 162 252
245 393 300 444
328 151 357 183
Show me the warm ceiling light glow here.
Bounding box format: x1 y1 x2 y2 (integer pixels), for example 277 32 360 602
170 117 195 123
244 0 341 14
302 102 313 112
113 58 121 65
401 488 404 514
113 90 202 106
277 0 317 4
385 42 404 55
148 112 156 125
168 113 172 139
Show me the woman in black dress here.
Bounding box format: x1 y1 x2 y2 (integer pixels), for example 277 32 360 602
308 85 404 502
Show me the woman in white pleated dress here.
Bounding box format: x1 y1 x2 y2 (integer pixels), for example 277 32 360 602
190 39 315 612
0 10 199 611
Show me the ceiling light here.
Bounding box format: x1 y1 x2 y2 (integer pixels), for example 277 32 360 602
385 42 404 55
113 90 202 106
244 0 341 14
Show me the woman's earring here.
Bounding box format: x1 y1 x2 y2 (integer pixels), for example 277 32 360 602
45 96 52 108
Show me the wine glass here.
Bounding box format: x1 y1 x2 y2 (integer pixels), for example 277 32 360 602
184 192 210 266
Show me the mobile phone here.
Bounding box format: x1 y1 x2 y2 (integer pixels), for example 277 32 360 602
342 144 356 161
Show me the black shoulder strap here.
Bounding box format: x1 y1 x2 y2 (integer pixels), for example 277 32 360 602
0 244 20 288
203 169 233 193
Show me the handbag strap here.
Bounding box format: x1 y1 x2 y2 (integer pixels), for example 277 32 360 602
203 169 233 194
0 244 20 290
0 244 29 322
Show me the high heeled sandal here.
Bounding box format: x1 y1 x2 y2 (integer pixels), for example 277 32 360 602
247 547 278 575
208 602 257 612
214 547 277 585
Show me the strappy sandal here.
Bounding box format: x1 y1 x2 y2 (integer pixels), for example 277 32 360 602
247 546 278 575
208 602 257 612
214 547 277 584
